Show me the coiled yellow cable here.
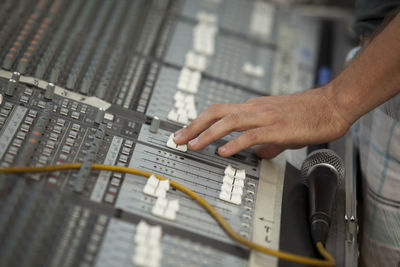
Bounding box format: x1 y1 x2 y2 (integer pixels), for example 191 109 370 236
0 164 335 266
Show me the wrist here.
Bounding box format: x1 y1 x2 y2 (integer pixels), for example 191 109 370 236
320 82 360 126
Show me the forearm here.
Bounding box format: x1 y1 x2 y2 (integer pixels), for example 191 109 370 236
325 11 400 125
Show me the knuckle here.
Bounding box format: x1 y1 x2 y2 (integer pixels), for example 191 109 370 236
183 126 194 137
269 124 286 144
183 121 195 133
253 131 263 143
201 128 214 140
225 113 241 126
241 130 260 146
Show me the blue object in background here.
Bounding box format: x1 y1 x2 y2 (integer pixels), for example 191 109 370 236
317 66 332 87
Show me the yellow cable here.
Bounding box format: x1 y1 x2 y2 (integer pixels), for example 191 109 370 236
0 164 335 266
316 242 335 264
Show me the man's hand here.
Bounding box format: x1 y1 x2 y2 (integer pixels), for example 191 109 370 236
173 12 400 159
173 87 351 159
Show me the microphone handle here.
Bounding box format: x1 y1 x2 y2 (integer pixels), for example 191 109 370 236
308 164 338 244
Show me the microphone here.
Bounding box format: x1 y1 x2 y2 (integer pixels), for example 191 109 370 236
301 149 345 245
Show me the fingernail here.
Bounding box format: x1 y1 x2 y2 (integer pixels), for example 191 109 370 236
173 132 183 142
188 137 199 147
218 146 227 154
174 128 183 136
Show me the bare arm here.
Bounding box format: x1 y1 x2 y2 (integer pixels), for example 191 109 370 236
173 12 400 159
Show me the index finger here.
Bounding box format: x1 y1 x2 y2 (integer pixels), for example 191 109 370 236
173 103 240 145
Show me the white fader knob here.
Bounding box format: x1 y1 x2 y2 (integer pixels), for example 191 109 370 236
166 133 187 152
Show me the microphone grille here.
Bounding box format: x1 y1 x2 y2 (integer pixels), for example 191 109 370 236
301 149 345 180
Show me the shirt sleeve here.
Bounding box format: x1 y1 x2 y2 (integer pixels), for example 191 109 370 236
354 0 400 38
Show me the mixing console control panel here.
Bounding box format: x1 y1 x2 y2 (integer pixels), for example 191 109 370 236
0 0 322 266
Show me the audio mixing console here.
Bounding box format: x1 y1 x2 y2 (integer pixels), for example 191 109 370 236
0 0 323 266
